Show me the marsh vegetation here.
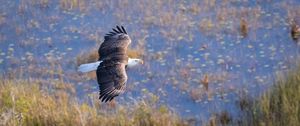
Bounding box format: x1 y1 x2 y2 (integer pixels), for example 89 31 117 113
0 0 300 125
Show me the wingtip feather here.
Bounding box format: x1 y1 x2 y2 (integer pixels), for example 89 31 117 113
121 26 127 34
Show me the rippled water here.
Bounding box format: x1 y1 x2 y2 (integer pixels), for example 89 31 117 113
1 0 300 121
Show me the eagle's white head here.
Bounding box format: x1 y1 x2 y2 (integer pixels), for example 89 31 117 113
127 58 143 68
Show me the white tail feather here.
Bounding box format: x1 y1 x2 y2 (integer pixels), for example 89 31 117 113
78 61 102 73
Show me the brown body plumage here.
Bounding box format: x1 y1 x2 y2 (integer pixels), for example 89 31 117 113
96 26 131 102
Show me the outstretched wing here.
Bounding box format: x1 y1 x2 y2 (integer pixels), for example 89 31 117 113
97 63 127 102
96 26 131 102
98 26 130 61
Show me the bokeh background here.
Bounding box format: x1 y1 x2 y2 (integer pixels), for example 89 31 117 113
1 0 300 125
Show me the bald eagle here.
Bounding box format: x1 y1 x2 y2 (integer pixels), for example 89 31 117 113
78 26 143 102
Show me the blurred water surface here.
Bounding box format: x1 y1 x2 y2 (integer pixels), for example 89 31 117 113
0 0 300 121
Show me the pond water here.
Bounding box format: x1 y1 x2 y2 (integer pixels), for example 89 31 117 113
0 0 300 122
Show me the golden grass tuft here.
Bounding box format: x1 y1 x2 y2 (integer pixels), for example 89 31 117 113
240 18 248 38
200 74 209 91
127 49 143 59
76 47 99 66
59 0 87 11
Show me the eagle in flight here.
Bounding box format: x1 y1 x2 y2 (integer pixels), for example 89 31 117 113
78 26 143 102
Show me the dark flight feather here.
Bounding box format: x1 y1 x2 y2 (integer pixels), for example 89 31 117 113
116 26 122 33
113 28 120 33
96 25 130 103
104 25 128 40
121 26 127 34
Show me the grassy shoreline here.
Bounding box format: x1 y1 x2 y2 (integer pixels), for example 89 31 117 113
1 66 300 126
234 67 300 126
0 78 187 126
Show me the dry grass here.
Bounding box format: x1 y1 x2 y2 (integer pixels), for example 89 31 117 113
240 18 248 38
0 77 187 126
235 66 300 126
206 65 300 126
207 111 232 126
76 47 99 66
200 74 209 91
